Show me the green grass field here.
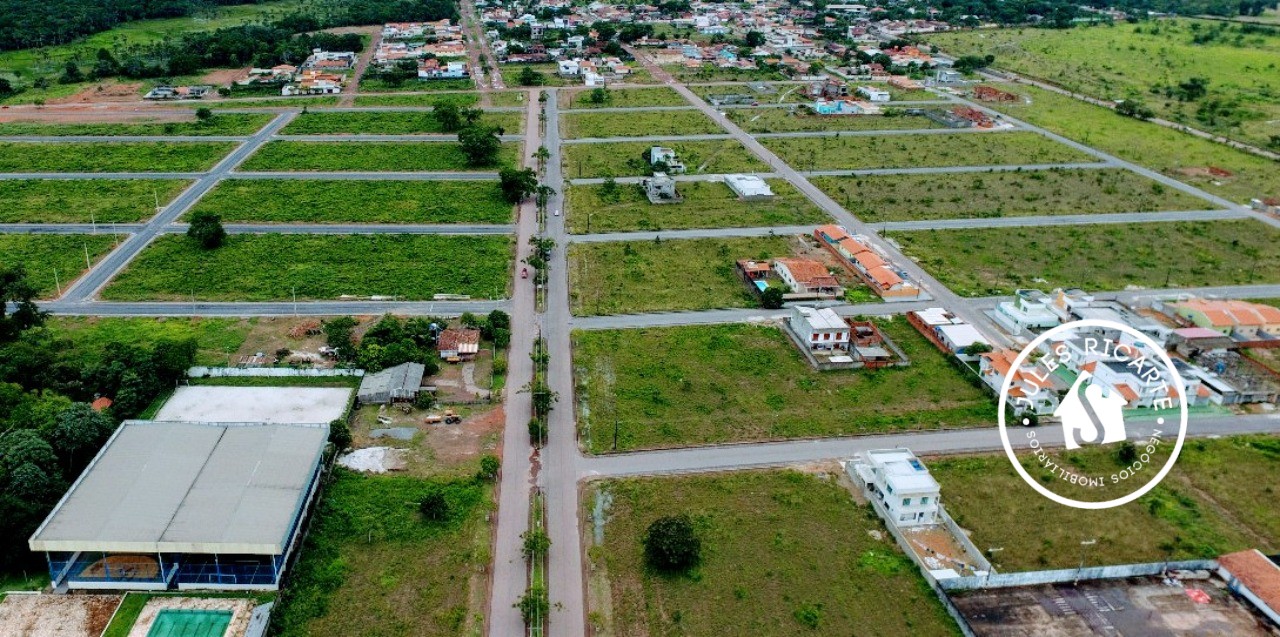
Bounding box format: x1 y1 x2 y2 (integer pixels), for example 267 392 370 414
45 316 252 366
500 64 573 87
0 0 307 104
729 109 945 133
562 140 767 178
569 236 789 315
270 471 492 637
585 470 961 636
0 141 235 172
208 96 341 109
763 131 1093 171
358 78 475 93
280 110 522 135
929 435 1280 571
104 234 512 301
666 64 788 82
573 321 994 452
350 92 481 107
895 219 1280 296
189 179 513 224
0 234 117 297
0 114 271 136
812 168 1211 222
971 83 1280 203
566 179 827 233
0 179 190 223
929 20 1280 149
240 141 519 171
561 109 723 139
559 86 689 109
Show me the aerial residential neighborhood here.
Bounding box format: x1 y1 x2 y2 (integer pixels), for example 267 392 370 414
0 0 1279 635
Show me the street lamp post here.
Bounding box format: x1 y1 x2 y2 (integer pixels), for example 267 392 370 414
1075 539 1097 584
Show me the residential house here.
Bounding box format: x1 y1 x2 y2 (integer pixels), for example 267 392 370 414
723 174 773 200
856 85 890 102
814 225 919 299
979 349 1059 416
558 59 581 76
649 146 686 173
774 258 842 296
437 328 481 361
853 449 940 527
811 99 880 115
994 289 1062 335
641 173 681 203
737 259 771 282
1166 299 1280 340
419 59 470 80
974 85 1019 102
908 307 991 360
789 306 850 351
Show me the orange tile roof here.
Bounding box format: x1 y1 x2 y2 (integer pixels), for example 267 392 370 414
1173 299 1280 329
775 258 832 286
1219 550 1280 616
865 265 903 289
91 397 113 412
1113 383 1140 403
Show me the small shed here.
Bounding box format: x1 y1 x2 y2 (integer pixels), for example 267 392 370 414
438 328 481 360
358 362 426 404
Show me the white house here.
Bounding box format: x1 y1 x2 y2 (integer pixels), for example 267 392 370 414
856 85 891 102
789 306 850 351
979 349 1059 416
854 449 940 527
557 59 581 76
723 174 774 200
649 146 686 173
909 307 991 360
994 289 1061 335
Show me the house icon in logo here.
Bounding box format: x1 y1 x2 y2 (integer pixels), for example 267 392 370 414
1054 371 1128 450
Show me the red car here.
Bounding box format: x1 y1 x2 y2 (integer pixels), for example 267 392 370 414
521 267 529 279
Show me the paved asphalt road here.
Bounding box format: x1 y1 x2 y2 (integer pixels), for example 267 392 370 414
561 127 1008 145
229 171 500 180
565 162 1115 185
38 299 509 316
59 112 298 303
0 135 250 142
170 223 516 235
0 172 205 179
272 133 524 142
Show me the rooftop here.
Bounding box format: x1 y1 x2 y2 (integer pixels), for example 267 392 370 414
29 421 329 555
794 305 847 331
867 448 939 494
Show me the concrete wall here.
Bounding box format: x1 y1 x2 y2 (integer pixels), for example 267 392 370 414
938 559 1219 591
188 366 364 378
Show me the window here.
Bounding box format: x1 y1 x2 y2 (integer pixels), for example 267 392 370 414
903 497 911 506
920 497 929 505
823 333 830 340
812 334 819 341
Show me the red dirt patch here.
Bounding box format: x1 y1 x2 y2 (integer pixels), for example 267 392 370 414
49 82 145 104
1176 166 1235 179
201 68 249 85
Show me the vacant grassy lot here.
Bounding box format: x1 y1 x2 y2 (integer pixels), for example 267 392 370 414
560 86 689 109
351 92 481 107
488 91 530 107
812 168 1210 222
569 236 789 315
0 114 271 136
0 141 235 172
45 316 252 366
574 321 994 452
566 179 826 233
929 435 1280 571
104 234 511 301
896 219 1280 296
281 110 522 135
729 109 945 133
563 140 767 178
562 109 723 139
271 471 491 637
240 141 518 171
500 64 573 87
189 180 513 224
0 179 190 223
930 20 1280 148
0 234 116 297
763 131 1092 171
585 470 960 636
667 65 787 82
209 96 340 109
359 77 475 93
974 83 1280 203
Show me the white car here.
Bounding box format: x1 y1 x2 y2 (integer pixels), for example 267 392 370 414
554 209 560 216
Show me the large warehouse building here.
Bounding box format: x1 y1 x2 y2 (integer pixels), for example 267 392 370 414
28 420 329 591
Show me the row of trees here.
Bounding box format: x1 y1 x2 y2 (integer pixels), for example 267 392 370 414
321 311 510 373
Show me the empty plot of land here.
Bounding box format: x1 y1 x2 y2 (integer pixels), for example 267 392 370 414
0 179 190 223
561 109 723 139
0 234 116 298
566 179 827 233
729 109 945 133
281 111 522 135
574 321 994 452
560 86 688 109
188 180 513 224
895 219 1280 296
562 139 767 179
812 168 1210 222
155 386 353 424
585 470 960 636
0 593 121 637
763 131 1092 171
0 142 237 173
239 141 519 172
0 114 272 137
928 436 1280 571
103 234 512 301
569 235 790 315
351 92 480 107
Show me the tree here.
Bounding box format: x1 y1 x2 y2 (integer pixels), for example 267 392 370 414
323 316 359 361
58 60 83 84
516 585 549 625
0 265 47 344
0 78 14 96
642 514 701 571
195 107 213 121
1116 440 1138 465
518 66 544 86
186 211 226 249
49 403 115 472
434 101 462 131
522 528 550 560
328 418 352 451
419 490 449 521
744 30 765 47
964 341 993 356
528 418 547 445
414 391 436 410
477 454 500 481
499 167 539 203
588 86 610 104
760 287 785 309
599 176 621 203
457 125 502 166
1115 98 1154 120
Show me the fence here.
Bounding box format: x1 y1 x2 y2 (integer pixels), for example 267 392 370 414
187 367 364 378
938 559 1219 592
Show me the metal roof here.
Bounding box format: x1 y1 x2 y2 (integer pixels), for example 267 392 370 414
358 362 426 401
29 421 328 555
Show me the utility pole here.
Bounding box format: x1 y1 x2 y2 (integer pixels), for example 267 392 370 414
83 242 91 269
90 210 96 234
53 269 61 296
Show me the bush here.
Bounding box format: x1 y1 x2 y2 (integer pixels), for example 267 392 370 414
414 391 436 410
642 514 701 572
328 418 352 451
477 454 500 481
516 585 548 624
528 418 547 446
522 528 550 560
419 490 449 521
760 286 784 309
